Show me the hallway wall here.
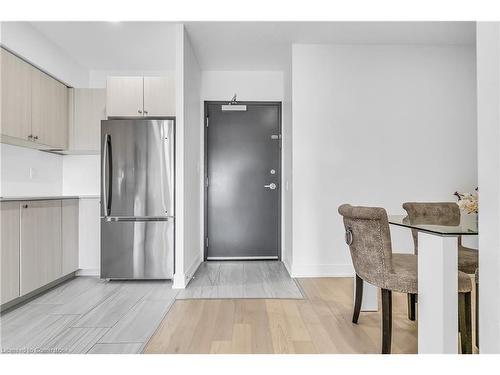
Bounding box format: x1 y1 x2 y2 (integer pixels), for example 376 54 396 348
292 44 477 276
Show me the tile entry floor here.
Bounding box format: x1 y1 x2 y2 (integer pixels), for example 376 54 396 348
176 261 303 300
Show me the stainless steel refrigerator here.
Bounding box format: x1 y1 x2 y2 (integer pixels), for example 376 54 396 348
100 119 174 279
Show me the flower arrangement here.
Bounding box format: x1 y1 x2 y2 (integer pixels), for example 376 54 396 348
454 188 478 214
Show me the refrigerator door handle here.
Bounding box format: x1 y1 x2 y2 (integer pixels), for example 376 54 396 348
102 134 113 216
103 216 175 222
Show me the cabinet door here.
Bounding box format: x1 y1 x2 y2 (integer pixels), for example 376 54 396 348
1 202 20 304
62 199 79 275
1 49 32 141
106 77 144 117
53 78 69 149
20 200 62 295
70 88 106 151
32 69 69 149
143 76 175 117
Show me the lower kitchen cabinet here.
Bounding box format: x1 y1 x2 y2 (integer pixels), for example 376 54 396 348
1 202 20 304
62 199 79 275
20 200 62 295
1 198 80 308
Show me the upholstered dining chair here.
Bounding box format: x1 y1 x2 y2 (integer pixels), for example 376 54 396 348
402 202 478 323
338 204 473 354
475 268 479 349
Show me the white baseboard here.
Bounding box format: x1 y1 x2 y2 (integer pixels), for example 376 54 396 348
172 273 186 289
283 257 293 276
291 263 354 278
172 256 202 289
76 269 99 277
185 256 202 285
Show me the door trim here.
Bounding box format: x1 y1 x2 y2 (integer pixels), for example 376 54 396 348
203 101 282 261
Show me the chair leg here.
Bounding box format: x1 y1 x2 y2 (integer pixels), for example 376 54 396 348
381 288 392 354
352 274 363 324
407 293 416 321
475 282 479 349
458 292 472 354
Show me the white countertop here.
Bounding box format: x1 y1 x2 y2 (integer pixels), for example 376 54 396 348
0 195 99 202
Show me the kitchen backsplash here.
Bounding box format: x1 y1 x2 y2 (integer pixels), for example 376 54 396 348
0 144 99 197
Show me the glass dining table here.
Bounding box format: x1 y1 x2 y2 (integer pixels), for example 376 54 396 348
388 214 478 354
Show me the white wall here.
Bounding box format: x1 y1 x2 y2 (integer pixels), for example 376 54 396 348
0 22 89 87
477 22 500 353
0 144 63 197
173 25 204 288
282 68 293 273
77 197 100 275
202 71 284 101
182 30 203 282
62 155 100 196
291 44 477 277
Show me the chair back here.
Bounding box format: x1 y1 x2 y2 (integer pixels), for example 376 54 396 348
402 202 460 254
338 204 393 289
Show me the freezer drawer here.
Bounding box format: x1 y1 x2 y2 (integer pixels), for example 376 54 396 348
101 219 174 279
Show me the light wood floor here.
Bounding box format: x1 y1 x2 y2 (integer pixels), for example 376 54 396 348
145 277 421 354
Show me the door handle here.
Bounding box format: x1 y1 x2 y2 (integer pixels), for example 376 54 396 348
264 183 277 190
102 134 113 216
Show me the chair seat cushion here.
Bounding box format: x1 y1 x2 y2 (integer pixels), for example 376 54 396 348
459 246 478 275
387 253 472 294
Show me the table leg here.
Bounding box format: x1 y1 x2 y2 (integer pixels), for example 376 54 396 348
417 233 458 353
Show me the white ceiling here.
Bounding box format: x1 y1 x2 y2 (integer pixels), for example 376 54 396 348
30 21 177 71
29 21 475 72
185 21 476 71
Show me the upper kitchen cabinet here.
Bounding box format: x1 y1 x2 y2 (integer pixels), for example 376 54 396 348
106 76 175 118
1 49 32 141
68 88 106 153
31 68 69 150
143 76 175 117
106 76 144 117
0 48 70 151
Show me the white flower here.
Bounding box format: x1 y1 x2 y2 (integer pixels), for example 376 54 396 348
454 191 478 214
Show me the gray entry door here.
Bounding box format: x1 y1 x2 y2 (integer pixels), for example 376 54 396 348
205 102 281 259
